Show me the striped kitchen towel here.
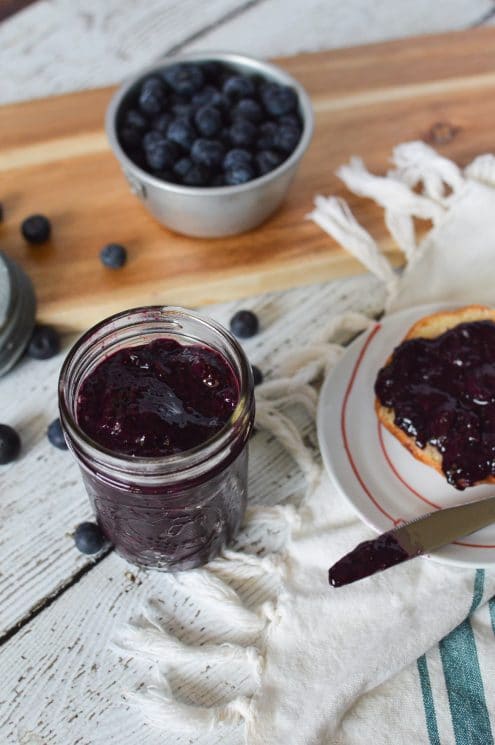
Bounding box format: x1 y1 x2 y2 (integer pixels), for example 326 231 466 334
115 143 495 744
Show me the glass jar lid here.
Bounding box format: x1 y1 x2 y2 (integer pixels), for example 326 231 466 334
0 252 36 376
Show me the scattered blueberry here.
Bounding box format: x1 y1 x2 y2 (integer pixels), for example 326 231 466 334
191 138 225 169
47 418 68 450
143 131 179 170
252 365 263 386
152 112 173 134
21 214 51 244
256 149 283 175
100 243 127 269
232 98 263 124
273 123 301 153
223 75 255 100
162 63 204 97
230 309 259 339
223 148 252 171
139 76 167 115
74 522 107 555
0 202 3 221
27 324 60 359
0 424 21 465
195 105 222 137
229 119 257 147
182 163 210 186
261 82 298 117
167 118 196 151
225 164 255 185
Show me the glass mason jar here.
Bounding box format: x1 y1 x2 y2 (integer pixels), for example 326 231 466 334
58 306 255 571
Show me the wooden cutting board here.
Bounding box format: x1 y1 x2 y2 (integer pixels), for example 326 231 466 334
2 26 495 330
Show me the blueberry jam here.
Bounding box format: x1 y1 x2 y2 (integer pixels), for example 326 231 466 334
375 320 495 490
60 312 255 572
76 338 239 457
329 533 409 587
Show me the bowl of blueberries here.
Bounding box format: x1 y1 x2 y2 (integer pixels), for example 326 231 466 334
106 52 314 237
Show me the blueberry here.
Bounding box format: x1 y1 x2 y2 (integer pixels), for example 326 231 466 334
171 103 195 121
143 131 179 170
74 522 107 555
257 121 278 149
194 105 222 137
256 149 283 175
21 214 51 244
0 203 3 221
261 83 298 117
229 120 257 147
223 148 252 171
162 63 204 97
47 418 68 450
182 163 210 187
173 156 193 179
124 109 148 132
167 118 196 150
27 324 60 359
225 164 255 185
273 123 301 153
232 98 263 124
139 76 167 115
223 75 256 100
0 424 21 465
192 85 226 110
230 309 259 338
191 138 225 169
252 365 263 386
100 243 127 269
152 112 173 134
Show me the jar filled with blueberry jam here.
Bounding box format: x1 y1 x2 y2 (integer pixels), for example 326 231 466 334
58 307 254 570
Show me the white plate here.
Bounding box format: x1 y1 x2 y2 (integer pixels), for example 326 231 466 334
317 303 495 568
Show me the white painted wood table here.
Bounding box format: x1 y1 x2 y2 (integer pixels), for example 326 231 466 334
1 2 494 743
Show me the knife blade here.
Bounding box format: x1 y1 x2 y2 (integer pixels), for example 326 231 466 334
329 495 495 587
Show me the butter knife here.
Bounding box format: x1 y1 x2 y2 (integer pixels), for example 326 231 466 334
329 495 495 587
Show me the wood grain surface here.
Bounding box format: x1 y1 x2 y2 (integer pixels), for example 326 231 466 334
3 26 495 330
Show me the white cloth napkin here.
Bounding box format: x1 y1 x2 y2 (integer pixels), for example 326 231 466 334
117 143 495 745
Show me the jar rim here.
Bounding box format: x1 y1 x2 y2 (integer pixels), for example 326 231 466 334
58 305 254 479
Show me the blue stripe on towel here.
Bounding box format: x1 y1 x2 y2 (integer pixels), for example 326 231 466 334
489 596 495 636
439 569 493 745
417 654 441 745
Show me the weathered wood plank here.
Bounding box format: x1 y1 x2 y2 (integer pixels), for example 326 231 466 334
0 0 491 105
0 0 254 104
187 0 494 57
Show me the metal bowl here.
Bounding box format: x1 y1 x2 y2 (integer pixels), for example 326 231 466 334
105 52 314 238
